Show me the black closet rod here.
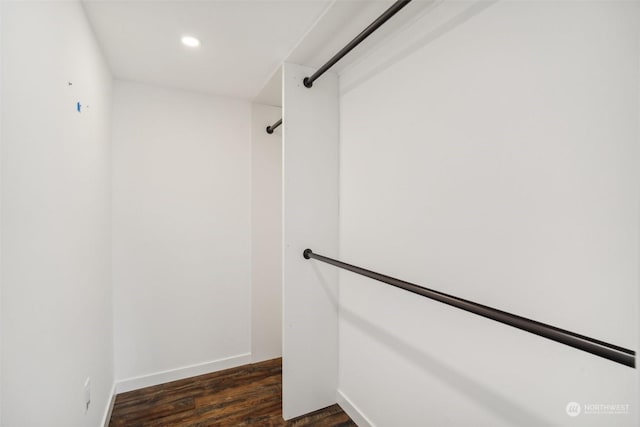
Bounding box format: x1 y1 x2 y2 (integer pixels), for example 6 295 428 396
266 118 282 134
303 249 636 368
266 0 412 134
303 0 413 88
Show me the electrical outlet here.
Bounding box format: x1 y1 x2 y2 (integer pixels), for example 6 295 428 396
84 378 91 413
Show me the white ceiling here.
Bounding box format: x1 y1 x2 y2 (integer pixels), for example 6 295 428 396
82 0 333 99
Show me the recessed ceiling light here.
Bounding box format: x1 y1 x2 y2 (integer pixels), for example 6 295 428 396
181 36 200 48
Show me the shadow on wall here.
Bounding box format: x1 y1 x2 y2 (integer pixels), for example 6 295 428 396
340 308 554 426
341 0 498 94
311 262 339 307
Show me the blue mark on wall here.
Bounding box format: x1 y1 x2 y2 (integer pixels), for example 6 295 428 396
77 102 82 113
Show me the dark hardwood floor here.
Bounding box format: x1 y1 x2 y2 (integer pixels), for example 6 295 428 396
109 358 356 426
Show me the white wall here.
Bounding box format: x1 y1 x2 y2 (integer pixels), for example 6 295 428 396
1 1 113 426
282 63 339 420
338 1 638 426
251 103 282 363
0 1 4 421
112 81 252 390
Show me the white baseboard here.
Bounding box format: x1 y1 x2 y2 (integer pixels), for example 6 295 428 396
337 389 375 427
114 353 252 394
101 382 117 427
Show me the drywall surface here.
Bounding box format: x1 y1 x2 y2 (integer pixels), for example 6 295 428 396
0 1 4 422
1 1 113 425
112 81 252 386
282 63 339 419
251 103 283 363
338 1 639 426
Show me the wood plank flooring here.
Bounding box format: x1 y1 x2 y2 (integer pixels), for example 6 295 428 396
109 358 356 427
